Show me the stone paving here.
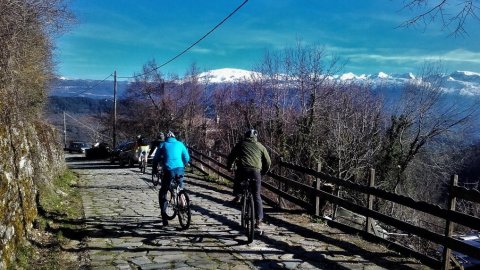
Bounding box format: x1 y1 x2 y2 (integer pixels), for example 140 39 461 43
67 155 431 270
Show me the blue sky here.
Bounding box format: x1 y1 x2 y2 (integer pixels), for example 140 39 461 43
55 0 480 80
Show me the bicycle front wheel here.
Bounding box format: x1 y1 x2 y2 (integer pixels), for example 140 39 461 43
152 171 160 186
177 190 191 230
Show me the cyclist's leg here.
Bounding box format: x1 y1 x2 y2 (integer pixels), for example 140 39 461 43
249 169 263 223
159 170 173 224
232 171 242 201
172 167 185 189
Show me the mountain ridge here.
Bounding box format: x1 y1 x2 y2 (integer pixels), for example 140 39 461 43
51 68 480 98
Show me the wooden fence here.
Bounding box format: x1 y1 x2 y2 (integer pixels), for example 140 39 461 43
188 147 480 270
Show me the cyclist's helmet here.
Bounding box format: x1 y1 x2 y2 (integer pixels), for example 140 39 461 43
166 131 175 138
244 129 258 138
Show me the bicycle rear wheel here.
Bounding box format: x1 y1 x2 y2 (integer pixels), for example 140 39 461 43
140 160 146 174
241 194 247 228
160 189 177 220
245 194 255 243
177 190 191 230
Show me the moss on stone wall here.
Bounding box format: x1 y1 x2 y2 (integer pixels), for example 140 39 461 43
0 118 64 269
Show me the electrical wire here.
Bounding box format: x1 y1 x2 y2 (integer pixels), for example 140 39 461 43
117 0 249 79
64 112 111 140
67 73 113 97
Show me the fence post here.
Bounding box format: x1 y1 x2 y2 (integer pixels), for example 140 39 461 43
332 173 341 220
208 151 211 175
315 162 322 216
218 156 222 181
442 174 458 270
278 157 284 209
200 150 205 172
365 168 375 234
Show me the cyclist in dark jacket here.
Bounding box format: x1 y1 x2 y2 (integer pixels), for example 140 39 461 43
227 129 271 228
149 132 165 157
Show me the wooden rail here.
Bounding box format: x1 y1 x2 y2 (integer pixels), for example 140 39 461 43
188 147 480 269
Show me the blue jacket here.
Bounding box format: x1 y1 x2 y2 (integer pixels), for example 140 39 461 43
153 137 190 170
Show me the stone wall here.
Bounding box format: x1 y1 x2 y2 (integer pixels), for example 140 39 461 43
0 117 64 269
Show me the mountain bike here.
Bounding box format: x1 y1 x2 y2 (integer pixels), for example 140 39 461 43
161 174 191 229
240 178 255 243
151 163 162 186
139 151 147 174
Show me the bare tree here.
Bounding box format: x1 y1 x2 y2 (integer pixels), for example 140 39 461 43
1 0 73 120
399 0 480 36
322 82 384 183
376 62 477 195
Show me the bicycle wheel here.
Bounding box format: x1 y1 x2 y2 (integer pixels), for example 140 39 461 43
140 160 146 173
177 190 191 230
241 194 247 228
151 170 156 185
152 171 159 186
246 194 255 243
161 189 177 220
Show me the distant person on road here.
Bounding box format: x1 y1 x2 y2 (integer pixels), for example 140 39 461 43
135 135 150 166
151 132 165 175
149 132 165 158
227 129 271 228
155 131 190 226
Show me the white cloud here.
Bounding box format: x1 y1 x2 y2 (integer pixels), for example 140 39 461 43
342 49 480 65
440 49 480 64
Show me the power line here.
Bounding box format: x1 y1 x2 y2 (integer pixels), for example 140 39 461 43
64 112 110 140
68 73 113 97
118 0 249 79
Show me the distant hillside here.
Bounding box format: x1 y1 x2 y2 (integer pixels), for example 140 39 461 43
49 78 129 99
46 96 112 114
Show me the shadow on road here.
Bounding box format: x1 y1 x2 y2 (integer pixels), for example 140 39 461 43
65 157 424 270
187 187 420 270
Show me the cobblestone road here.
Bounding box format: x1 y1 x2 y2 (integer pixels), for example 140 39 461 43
67 155 430 270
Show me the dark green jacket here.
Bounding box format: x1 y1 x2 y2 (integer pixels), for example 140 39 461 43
227 137 271 174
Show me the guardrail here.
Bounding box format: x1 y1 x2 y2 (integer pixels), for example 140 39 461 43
188 147 480 270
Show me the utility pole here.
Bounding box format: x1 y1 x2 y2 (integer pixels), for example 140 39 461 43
113 70 117 148
63 111 67 148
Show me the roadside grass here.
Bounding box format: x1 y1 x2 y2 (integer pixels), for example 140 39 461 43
10 169 87 270
188 165 233 187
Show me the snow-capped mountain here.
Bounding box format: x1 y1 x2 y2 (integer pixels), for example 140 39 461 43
195 69 480 95
197 68 262 83
50 69 480 98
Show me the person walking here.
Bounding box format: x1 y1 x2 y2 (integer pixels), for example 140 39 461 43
227 129 271 228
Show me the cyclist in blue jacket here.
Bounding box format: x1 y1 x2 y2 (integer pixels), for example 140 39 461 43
154 131 190 226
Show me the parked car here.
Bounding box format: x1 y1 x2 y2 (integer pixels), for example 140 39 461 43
110 142 131 164
85 142 110 159
116 141 137 167
66 141 89 153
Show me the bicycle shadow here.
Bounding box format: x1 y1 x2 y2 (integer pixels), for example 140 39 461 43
186 184 422 270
